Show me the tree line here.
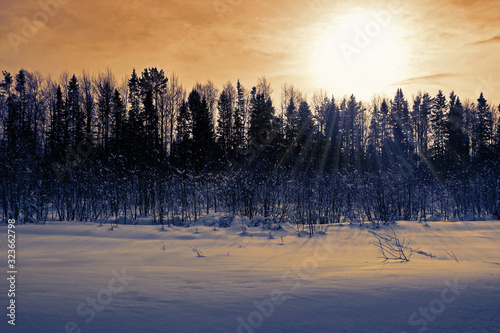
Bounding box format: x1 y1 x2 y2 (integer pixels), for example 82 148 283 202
1 68 499 225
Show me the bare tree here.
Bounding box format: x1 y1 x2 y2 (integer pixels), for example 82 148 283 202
371 226 413 262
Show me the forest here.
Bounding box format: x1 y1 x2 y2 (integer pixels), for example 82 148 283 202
1 67 500 228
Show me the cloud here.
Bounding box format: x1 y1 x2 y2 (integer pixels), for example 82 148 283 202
391 73 460 86
469 35 500 45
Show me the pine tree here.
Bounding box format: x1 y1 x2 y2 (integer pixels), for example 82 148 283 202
189 89 214 171
23 71 44 155
295 100 315 170
321 97 340 170
248 88 274 144
140 68 167 157
312 91 329 136
248 87 276 169
96 70 115 154
463 101 476 161
344 94 363 167
430 90 448 165
0 72 13 145
177 101 191 144
413 92 431 160
194 80 219 131
49 86 65 161
166 72 184 153
376 98 401 167
112 89 126 155
81 71 94 136
126 69 143 159
4 72 19 152
475 93 493 160
285 96 298 144
447 92 468 163
128 69 142 130
217 89 233 158
143 89 158 151
172 100 191 169
368 103 382 160
7 70 33 152
232 80 246 152
67 74 84 146
390 88 411 159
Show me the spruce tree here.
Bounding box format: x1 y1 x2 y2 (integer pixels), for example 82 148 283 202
189 89 214 171
126 69 144 159
172 100 191 169
475 93 493 160
112 89 126 155
177 100 191 144
217 89 233 158
430 90 448 165
49 86 65 161
447 92 468 164
140 68 167 158
295 100 315 170
368 103 382 160
232 80 246 152
249 88 274 144
322 97 340 170
390 89 411 159
81 71 94 136
285 96 298 145
413 92 431 161
67 74 84 146
96 70 115 154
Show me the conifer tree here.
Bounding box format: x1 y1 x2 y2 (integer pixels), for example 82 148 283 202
475 93 493 160
232 80 246 152
67 74 84 146
447 91 468 163
413 92 431 160
189 89 214 171
285 96 298 144
430 90 448 164
172 100 192 169
112 89 126 154
390 89 411 159
368 103 382 159
217 89 233 157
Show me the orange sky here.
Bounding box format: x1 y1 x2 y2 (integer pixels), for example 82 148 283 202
1 0 499 104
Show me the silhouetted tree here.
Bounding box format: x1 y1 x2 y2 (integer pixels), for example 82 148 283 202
391 88 411 160
189 89 214 171
111 89 126 155
285 96 299 145
475 93 493 160
447 91 468 164
413 92 431 161
67 74 85 146
172 100 192 168
96 70 115 154
232 80 246 152
217 83 235 159
141 67 167 158
430 90 448 165
48 86 65 161
368 102 382 167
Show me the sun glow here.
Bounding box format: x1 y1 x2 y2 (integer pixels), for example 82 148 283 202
310 10 408 99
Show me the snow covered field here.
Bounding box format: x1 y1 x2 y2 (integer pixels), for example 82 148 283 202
2 218 500 333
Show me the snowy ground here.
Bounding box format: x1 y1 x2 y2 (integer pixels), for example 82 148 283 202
1 217 500 333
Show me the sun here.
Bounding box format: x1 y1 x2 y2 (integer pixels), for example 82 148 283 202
310 10 408 99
